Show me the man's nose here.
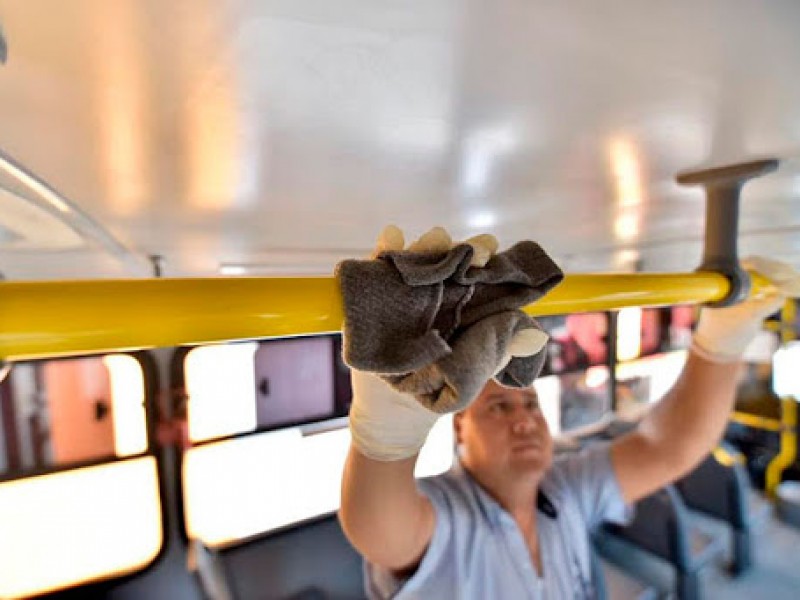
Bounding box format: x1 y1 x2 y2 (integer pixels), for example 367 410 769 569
511 409 536 435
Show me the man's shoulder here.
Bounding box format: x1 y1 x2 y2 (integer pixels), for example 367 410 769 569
416 463 496 525
542 443 614 497
416 464 473 499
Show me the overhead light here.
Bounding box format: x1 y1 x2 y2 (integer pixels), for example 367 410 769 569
219 265 248 276
609 138 644 244
461 123 518 196
467 210 497 229
609 138 644 208
613 249 641 272
218 249 363 277
614 212 640 242
219 262 333 276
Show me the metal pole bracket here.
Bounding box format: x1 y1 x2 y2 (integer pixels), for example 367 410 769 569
677 158 779 307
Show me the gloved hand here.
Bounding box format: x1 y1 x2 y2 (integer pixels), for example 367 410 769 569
692 257 800 363
349 225 547 461
373 224 499 267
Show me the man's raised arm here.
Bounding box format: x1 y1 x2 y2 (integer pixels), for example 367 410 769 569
611 257 800 504
337 225 556 569
339 370 439 571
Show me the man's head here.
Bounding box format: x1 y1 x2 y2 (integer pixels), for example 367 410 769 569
454 379 554 485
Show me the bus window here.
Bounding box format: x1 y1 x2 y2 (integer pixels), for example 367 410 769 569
0 354 161 599
182 416 453 548
617 307 662 361
736 330 780 416
540 313 609 376
535 366 611 435
536 313 612 433
1 354 148 476
615 351 689 420
183 335 351 443
180 336 452 547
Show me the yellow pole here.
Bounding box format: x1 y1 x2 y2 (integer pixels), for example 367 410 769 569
765 300 798 497
729 411 782 433
0 270 771 362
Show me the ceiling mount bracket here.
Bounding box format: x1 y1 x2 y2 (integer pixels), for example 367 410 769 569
677 158 779 307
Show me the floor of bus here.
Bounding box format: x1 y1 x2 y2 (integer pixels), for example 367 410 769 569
704 514 800 599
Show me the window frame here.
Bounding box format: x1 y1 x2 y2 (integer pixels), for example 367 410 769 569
0 350 169 596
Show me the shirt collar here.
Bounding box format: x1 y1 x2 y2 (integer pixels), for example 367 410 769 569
451 459 507 527
451 458 559 526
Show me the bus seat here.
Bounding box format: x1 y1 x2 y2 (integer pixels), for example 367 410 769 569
209 516 365 600
187 539 235 600
590 545 658 600
676 445 771 575
776 481 800 529
596 485 725 600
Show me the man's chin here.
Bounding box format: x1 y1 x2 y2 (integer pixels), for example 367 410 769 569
509 453 552 476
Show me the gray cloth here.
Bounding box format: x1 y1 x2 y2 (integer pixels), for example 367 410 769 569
336 241 563 413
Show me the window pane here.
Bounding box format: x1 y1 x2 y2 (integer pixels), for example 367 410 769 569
184 336 346 443
615 350 688 420
0 354 148 476
185 342 259 442
0 457 162 598
617 306 697 363
534 366 611 435
254 337 335 427
539 313 609 375
183 418 453 546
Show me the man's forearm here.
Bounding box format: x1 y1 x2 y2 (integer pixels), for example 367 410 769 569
612 350 741 503
641 350 740 466
339 446 435 570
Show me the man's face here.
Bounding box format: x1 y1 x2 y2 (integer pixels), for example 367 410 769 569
455 380 554 481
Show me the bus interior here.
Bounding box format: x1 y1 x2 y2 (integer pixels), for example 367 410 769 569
2 2 800 599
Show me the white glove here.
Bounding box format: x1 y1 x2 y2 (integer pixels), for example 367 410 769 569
373 225 499 268
349 369 441 461
692 257 800 363
350 225 542 461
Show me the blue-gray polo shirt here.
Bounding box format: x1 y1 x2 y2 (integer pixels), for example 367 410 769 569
365 442 631 599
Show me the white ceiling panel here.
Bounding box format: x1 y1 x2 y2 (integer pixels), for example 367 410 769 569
0 1 798 279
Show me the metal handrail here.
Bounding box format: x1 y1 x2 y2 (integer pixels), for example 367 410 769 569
0 270 772 361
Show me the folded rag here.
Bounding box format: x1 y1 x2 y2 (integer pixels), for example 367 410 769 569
336 241 564 413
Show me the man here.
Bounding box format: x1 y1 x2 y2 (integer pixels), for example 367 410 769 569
339 244 798 598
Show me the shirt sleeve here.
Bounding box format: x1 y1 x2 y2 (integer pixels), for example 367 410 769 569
551 442 633 530
363 481 453 600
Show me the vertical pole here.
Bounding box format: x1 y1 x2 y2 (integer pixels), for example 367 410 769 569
766 300 798 497
607 311 619 412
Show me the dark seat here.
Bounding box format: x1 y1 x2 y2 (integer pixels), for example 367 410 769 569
590 547 659 600
597 485 725 600
191 517 365 600
676 445 771 575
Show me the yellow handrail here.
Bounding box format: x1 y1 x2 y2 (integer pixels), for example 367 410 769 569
712 445 746 467
729 411 782 432
765 299 798 497
0 270 771 361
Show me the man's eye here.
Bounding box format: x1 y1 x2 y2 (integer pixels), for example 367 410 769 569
489 402 508 414
525 399 540 411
